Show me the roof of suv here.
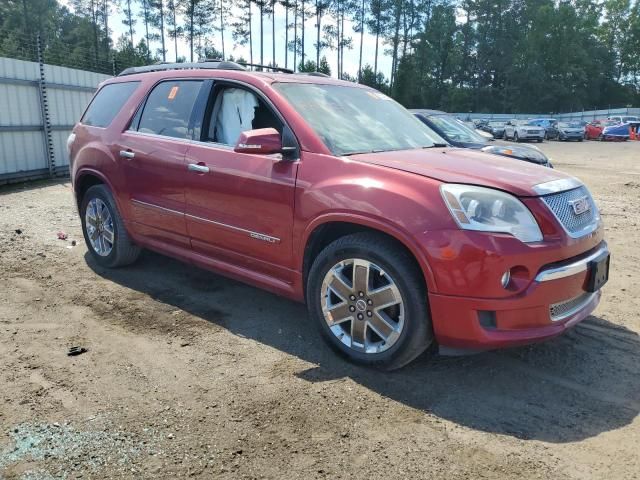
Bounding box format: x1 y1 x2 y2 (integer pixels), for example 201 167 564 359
108 62 365 89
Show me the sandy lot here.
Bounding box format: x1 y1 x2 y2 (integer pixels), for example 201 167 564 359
1 140 639 479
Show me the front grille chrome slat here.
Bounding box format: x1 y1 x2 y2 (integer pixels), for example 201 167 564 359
550 292 596 322
541 186 599 238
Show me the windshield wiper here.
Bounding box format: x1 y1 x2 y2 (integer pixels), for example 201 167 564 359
423 143 448 148
342 149 386 156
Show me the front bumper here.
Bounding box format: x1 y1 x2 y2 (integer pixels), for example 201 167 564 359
518 131 544 140
426 241 608 350
559 132 583 140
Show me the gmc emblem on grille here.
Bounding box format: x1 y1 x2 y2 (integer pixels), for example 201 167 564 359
568 196 591 215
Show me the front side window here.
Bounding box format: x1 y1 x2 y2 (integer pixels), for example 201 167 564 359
273 83 442 156
204 86 283 146
82 81 139 128
137 80 203 139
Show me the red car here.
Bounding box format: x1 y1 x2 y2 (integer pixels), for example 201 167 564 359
584 119 627 140
68 61 609 369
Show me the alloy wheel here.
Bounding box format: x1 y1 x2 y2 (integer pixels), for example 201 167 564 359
85 198 114 257
321 259 404 354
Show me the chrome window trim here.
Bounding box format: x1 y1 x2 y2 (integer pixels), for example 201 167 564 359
125 130 193 144
532 177 583 195
130 199 280 243
535 243 609 282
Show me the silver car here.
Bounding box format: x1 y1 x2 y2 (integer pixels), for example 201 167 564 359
504 120 545 143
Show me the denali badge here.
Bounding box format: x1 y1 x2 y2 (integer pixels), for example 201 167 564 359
569 196 590 215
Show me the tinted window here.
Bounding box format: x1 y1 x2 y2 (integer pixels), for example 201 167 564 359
82 81 139 127
138 80 203 139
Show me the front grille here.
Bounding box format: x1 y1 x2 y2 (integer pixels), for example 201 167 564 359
550 292 596 321
527 130 539 134
541 186 598 237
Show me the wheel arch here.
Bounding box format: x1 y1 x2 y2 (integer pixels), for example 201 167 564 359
300 215 437 296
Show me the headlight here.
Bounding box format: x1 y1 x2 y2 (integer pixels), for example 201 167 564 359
440 184 543 243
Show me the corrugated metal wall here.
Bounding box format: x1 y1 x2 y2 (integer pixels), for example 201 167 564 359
0 57 110 183
452 108 640 122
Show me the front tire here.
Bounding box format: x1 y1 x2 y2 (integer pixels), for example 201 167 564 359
81 184 141 268
306 233 433 370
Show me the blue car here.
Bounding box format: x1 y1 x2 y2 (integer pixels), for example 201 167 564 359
602 122 630 141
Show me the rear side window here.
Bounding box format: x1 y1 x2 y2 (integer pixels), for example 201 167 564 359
82 81 139 127
137 80 203 139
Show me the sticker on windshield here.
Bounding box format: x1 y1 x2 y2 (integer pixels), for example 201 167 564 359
168 86 179 100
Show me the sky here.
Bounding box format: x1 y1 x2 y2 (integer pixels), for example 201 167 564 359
62 0 393 78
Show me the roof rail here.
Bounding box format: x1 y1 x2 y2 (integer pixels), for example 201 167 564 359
298 72 330 78
118 60 246 76
236 62 294 74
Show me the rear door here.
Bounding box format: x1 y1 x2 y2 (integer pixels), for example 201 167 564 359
117 79 208 249
183 81 299 281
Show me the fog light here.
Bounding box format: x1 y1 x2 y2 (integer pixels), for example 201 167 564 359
501 270 511 289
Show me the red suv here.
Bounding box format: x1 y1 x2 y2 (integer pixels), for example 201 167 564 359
69 61 609 370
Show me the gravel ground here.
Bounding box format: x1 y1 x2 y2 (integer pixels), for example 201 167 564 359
0 140 639 479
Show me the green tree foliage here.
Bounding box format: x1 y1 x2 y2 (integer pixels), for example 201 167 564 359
0 0 637 111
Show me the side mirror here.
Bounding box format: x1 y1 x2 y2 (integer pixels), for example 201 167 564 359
234 128 290 155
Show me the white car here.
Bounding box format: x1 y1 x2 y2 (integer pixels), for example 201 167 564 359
504 120 546 143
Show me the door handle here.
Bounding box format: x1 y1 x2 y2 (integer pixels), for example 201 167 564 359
119 150 135 159
188 163 210 174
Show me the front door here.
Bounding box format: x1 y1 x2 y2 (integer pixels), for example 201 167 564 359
183 83 299 281
117 79 206 249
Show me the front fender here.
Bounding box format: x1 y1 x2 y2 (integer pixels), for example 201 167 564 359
293 153 459 294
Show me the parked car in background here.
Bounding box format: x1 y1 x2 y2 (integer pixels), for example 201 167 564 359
485 120 507 138
608 115 639 127
556 122 585 142
529 118 559 140
412 110 485 148
504 120 545 142
584 119 629 141
411 110 553 167
480 144 553 168
70 61 607 369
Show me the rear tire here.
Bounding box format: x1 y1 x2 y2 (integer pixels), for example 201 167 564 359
514 132 520 142
306 232 433 370
80 184 141 268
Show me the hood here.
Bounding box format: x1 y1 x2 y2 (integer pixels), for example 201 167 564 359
349 148 568 197
560 127 583 134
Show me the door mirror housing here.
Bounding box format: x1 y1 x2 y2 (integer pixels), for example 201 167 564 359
234 128 296 157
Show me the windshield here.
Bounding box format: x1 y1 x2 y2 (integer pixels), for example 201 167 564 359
559 122 581 128
525 120 541 126
488 121 505 126
623 116 639 122
273 83 444 155
429 115 488 143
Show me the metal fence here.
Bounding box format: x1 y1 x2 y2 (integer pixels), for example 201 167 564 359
452 108 640 122
0 52 110 184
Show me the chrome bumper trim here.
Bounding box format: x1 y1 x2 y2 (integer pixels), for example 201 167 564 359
535 243 609 282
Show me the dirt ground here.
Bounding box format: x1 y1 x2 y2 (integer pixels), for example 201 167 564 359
1 140 639 480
